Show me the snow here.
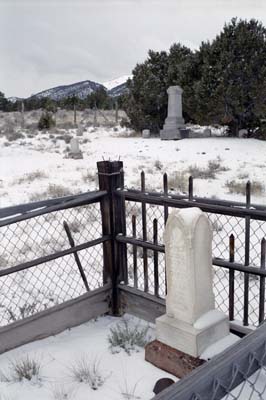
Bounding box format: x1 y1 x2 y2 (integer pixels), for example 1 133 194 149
103 75 132 91
193 310 227 330
200 333 240 360
0 315 176 400
0 125 266 398
1 127 266 208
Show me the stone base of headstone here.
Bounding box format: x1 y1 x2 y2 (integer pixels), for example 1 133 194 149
156 311 229 358
160 128 182 140
145 340 205 379
68 151 83 159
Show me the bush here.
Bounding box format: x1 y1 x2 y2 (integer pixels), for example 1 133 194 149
38 111 55 130
168 171 188 193
14 170 47 184
6 132 24 142
108 318 150 355
225 180 264 195
70 357 106 390
29 184 74 201
188 165 216 179
0 355 41 383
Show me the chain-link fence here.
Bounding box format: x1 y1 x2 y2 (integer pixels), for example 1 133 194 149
119 176 266 328
0 192 106 327
153 322 266 400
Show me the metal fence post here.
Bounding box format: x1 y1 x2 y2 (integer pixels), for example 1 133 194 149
97 160 125 315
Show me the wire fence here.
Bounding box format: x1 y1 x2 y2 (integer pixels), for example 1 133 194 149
117 171 266 328
0 191 106 327
153 322 266 400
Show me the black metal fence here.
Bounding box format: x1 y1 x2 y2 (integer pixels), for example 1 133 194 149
116 170 266 329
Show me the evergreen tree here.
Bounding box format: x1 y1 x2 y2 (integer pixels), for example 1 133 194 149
0 91 8 111
124 50 169 133
195 18 266 134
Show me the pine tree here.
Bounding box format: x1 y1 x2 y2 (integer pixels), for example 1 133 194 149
124 50 169 133
0 91 8 111
195 18 266 135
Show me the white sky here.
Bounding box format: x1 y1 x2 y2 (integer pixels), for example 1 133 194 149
1 0 266 98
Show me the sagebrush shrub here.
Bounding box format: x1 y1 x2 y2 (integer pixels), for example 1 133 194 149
38 111 55 130
108 318 150 355
70 357 106 390
0 355 41 383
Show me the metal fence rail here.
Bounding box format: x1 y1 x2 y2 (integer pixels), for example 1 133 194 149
0 191 108 326
115 171 266 328
152 322 266 400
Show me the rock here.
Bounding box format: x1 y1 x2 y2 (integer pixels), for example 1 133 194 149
153 377 175 394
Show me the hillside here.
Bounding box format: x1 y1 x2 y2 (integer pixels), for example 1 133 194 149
30 80 105 101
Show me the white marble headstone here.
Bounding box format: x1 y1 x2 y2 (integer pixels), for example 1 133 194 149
156 207 229 357
164 208 214 324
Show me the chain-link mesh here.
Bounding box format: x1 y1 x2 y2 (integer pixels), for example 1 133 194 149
124 200 266 327
0 203 102 269
0 202 104 327
188 346 266 400
151 324 266 400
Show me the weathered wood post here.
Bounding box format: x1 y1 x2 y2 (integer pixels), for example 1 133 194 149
97 160 127 315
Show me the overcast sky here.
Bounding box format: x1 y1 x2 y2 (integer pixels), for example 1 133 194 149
1 0 266 98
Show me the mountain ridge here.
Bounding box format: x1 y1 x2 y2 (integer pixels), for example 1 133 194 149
27 75 131 101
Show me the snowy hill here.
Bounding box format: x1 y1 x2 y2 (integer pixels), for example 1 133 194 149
103 75 131 91
7 97 24 103
28 75 131 101
31 80 105 101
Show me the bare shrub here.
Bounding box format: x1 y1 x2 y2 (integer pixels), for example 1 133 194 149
0 255 7 268
7 301 38 322
108 318 150 355
57 121 75 130
212 220 223 233
51 383 77 400
70 357 106 390
0 355 41 383
225 180 264 195
29 184 74 201
14 170 48 184
112 130 141 138
6 132 25 142
188 165 216 179
237 172 249 180
56 134 72 144
82 170 97 184
154 159 163 171
68 220 81 233
121 378 141 400
168 171 188 193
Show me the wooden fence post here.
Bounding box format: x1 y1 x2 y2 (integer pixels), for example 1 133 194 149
97 160 125 315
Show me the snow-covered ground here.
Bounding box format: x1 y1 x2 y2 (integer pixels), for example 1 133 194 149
0 126 266 398
0 315 176 400
1 126 266 208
